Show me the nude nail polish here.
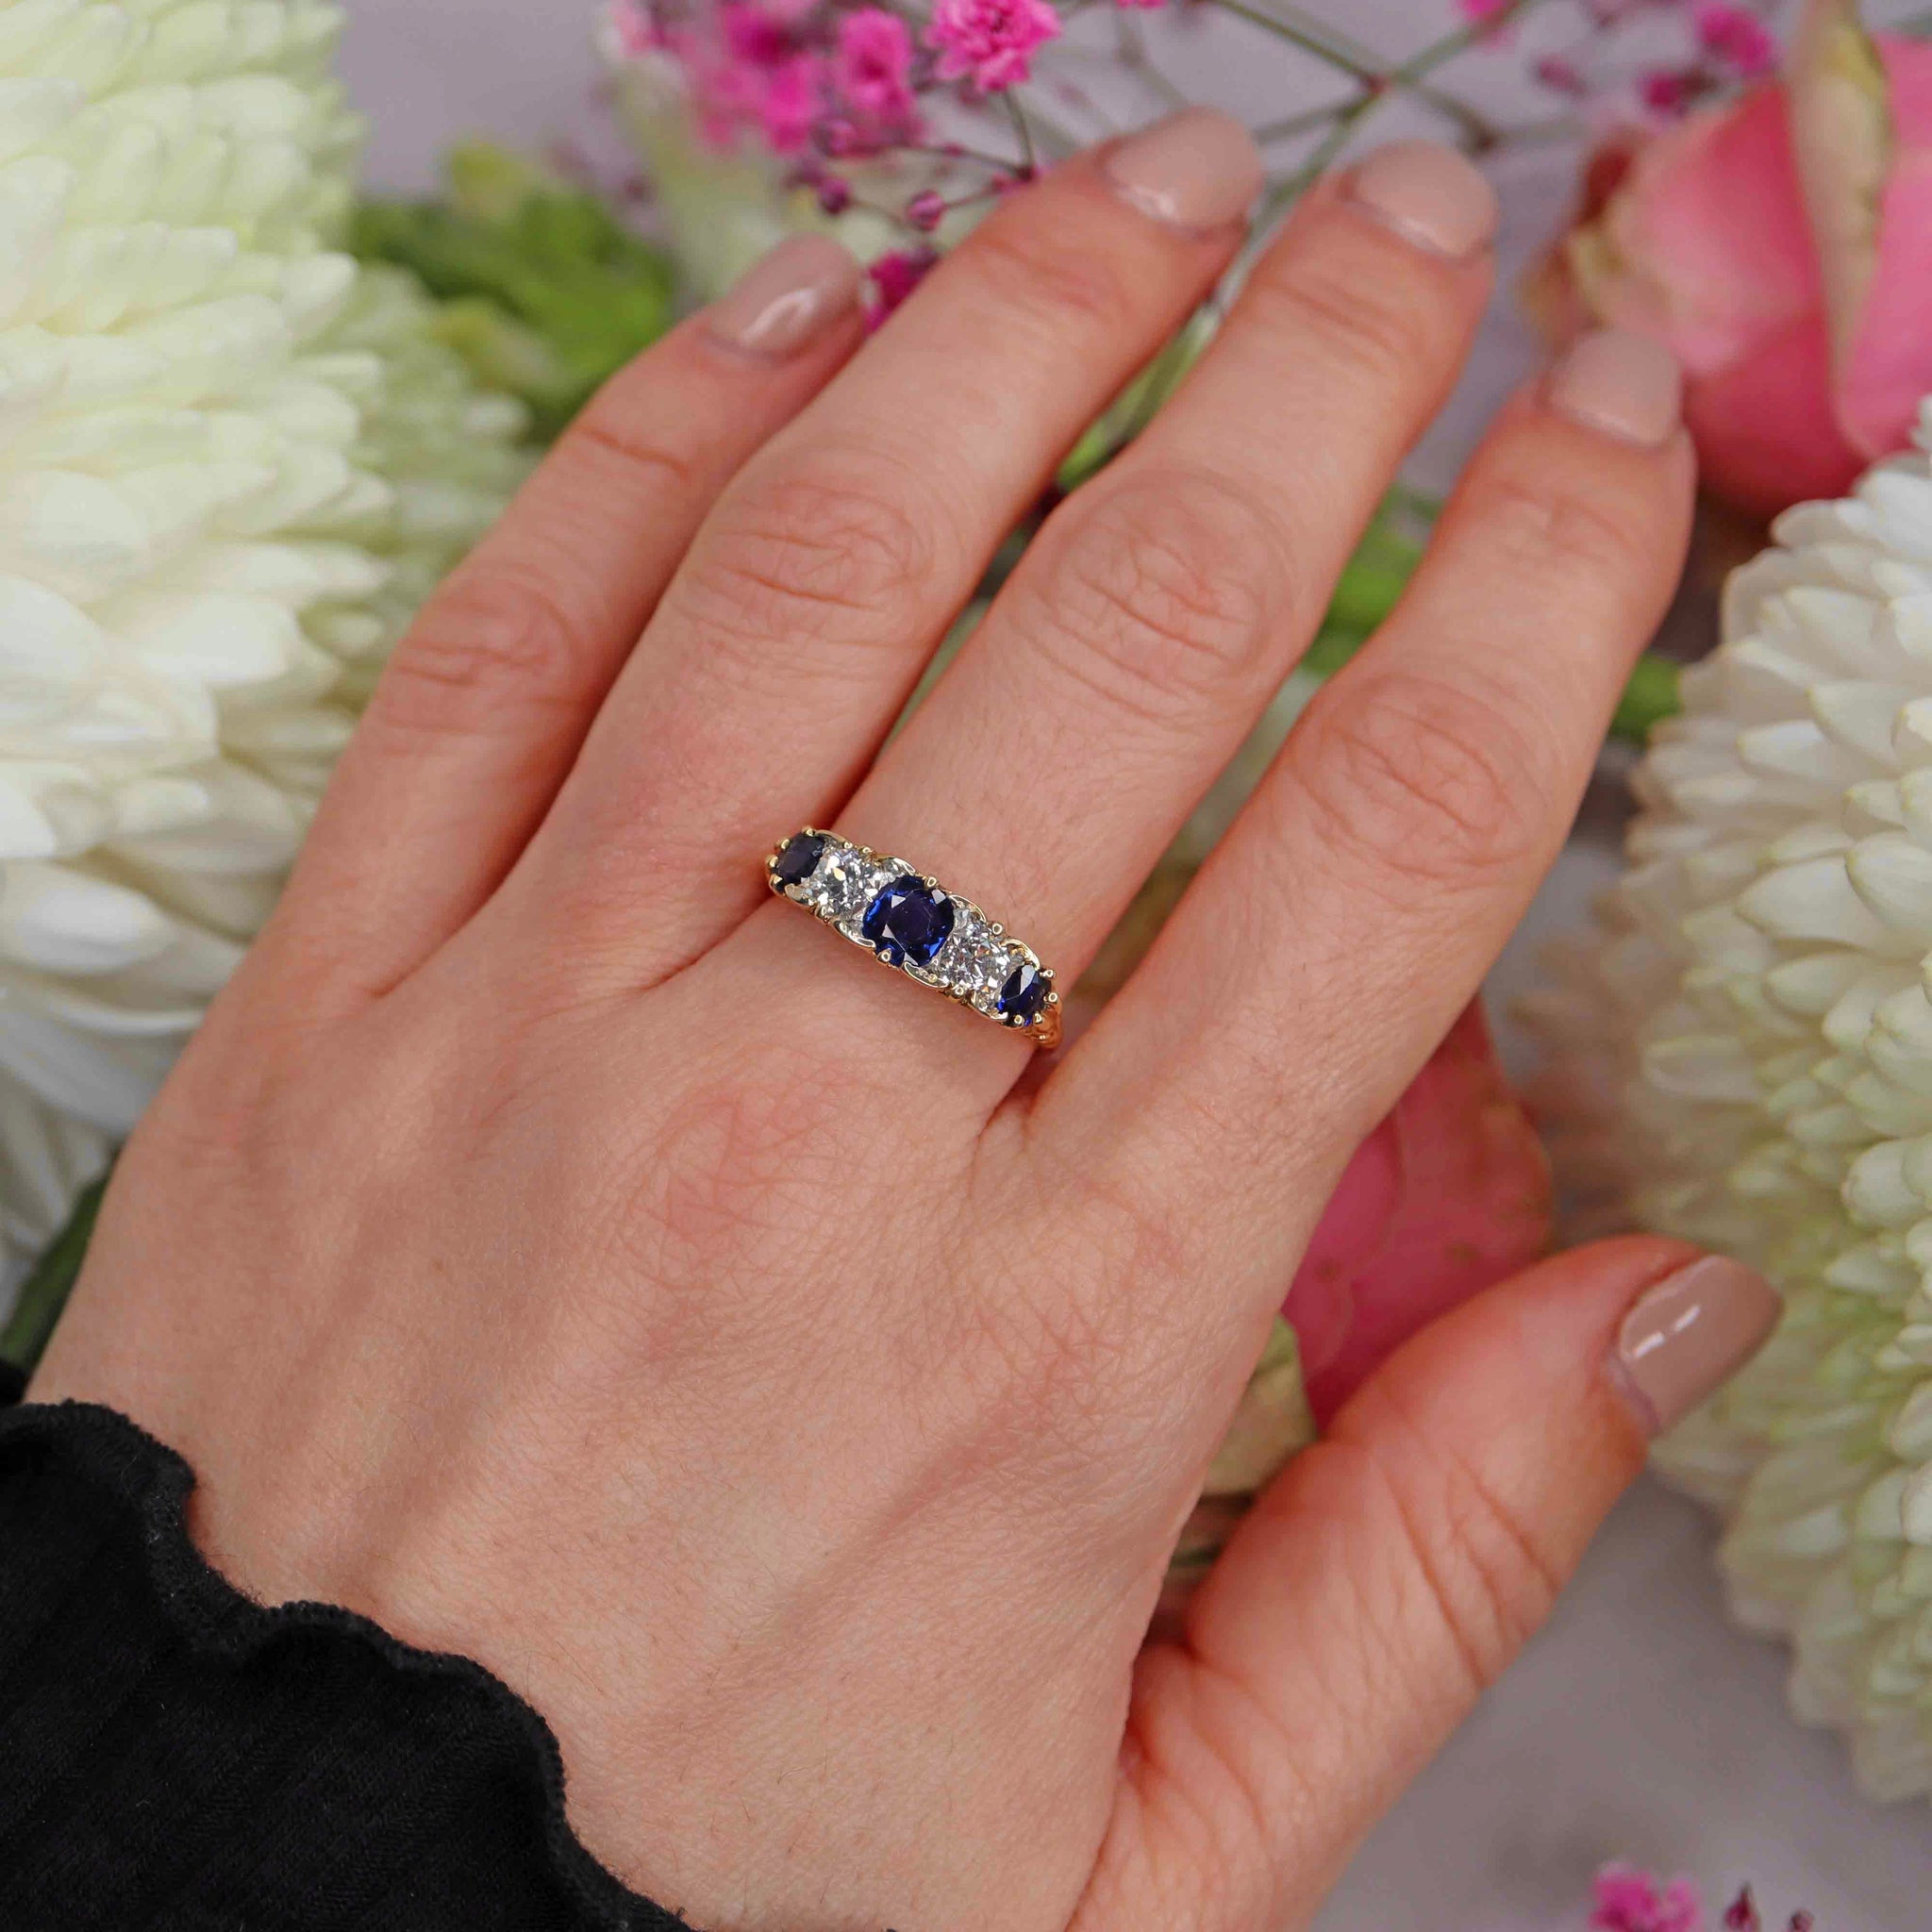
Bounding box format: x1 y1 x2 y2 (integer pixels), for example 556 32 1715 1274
706 235 863 359
1547 327 1685 446
1103 108 1264 233
1346 140 1499 258
1612 1257 1781 1435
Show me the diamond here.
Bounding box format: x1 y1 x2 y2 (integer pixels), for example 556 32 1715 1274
861 874 955 968
939 908 1012 1004
807 843 885 924
772 830 826 890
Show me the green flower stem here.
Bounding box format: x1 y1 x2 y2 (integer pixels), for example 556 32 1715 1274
1611 652 1684 744
0 1171 109 1374
1208 0 1389 81
1115 8 1195 113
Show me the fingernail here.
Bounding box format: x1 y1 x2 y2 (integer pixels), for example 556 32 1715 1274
1547 327 1684 446
1103 108 1264 233
706 235 862 359
1612 1257 1780 1436
1345 140 1499 258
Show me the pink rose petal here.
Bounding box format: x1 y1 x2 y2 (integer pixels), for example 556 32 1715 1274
1284 1005 1553 1424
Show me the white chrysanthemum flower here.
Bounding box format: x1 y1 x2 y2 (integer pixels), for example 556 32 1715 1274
0 0 526 1301
1523 402 1932 1804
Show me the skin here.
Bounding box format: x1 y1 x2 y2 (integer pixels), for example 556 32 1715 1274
35 141 1698 1932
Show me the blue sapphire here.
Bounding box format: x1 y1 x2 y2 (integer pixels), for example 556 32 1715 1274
861 874 954 969
772 831 826 889
996 959 1047 1027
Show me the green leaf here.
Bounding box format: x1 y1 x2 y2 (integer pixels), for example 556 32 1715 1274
1611 653 1683 743
351 142 677 443
0 1168 110 1375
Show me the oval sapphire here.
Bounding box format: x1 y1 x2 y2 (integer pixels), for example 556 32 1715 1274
772 830 826 889
861 874 955 969
996 959 1048 1027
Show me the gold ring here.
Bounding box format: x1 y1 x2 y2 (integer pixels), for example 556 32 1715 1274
766 829 1063 1049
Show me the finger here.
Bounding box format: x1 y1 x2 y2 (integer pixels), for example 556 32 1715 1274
1053 331 1693 1273
742 142 1498 1086
491 112 1263 989
1083 1241 1779 1932
268 236 867 1005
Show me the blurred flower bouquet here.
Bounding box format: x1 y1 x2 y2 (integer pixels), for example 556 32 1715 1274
8 0 1932 1862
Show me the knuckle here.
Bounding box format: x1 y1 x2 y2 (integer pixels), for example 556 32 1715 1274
1293 671 1549 893
567 391 704 499
1024 468 1282 725
1479 469 1656 591
376 564 589 738
1245 254 1439 395
681 449 940 647
964 219 1136 345
1363 1427 1567 1693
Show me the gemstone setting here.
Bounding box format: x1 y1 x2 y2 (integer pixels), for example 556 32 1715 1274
771 830 826 891
861 874 955 969
996 958 1049 1027
767 828 1058 1046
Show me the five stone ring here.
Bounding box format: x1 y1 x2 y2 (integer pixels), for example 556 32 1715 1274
767 829 1063 1049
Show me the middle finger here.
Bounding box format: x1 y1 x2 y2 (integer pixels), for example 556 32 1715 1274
769 142 1499 1088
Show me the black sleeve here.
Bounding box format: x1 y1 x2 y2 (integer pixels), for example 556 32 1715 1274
0 1394 696 1932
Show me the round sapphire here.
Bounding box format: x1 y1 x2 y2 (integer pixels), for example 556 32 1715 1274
772 831 826 889
861 874 955 969
996 959 1047 1027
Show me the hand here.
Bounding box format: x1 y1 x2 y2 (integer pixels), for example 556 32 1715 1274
34 117 1772 1931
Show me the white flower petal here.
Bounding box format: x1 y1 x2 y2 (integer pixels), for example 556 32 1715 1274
0 1 526 1285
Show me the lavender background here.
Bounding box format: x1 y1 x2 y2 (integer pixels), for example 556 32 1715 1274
340 2 1932 1923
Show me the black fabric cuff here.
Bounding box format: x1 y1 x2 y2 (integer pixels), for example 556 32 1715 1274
0 1400 691 1931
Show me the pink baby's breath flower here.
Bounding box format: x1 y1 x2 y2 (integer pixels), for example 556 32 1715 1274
926 0 1062 92
1457 0 1515 25
1639 64 1699 114
868 246 937 319
721 0 795 66
1694 2 1778 79
906 187 947 230
685 0 824 150
834 8 920 135
1591 1865 1705 1932
757 55 823 151
1533 52 1587 95
608 0 659 59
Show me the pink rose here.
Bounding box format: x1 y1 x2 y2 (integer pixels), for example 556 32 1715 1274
1525 0 1932 519
1284 1004 1553 1424
1164 1001 1551 1607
